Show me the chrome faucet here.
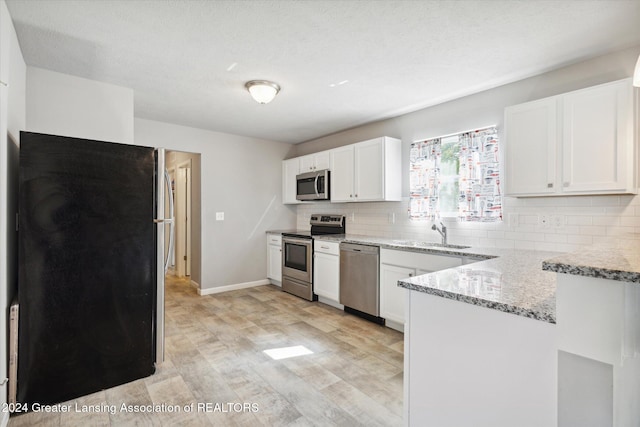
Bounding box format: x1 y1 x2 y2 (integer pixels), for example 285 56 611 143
432 222 447 245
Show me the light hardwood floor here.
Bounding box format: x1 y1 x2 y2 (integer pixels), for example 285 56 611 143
9 276 404 426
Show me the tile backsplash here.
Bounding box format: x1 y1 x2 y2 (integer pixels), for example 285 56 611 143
297 194 640 252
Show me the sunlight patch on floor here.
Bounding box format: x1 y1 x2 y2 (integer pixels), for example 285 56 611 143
263 345 314 360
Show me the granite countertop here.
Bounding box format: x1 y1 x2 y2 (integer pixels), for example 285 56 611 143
313 233 560 323
266 230 640 323
266 229 300 235
399 250 559 323
542 238 640 283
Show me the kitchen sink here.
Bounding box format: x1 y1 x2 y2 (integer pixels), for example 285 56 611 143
422 243 471 250
391 240 470 250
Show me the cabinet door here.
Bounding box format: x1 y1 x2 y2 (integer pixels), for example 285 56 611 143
313 252 340 301
299 154 315 173
314 151 331 170
354 138 385 201
300 151 331 172
267 244 282 284
330 145 355 202
380 264 414 324
282 158 301 204
505 97 558 195
562 79 634 194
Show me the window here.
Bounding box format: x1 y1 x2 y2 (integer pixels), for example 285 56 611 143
409 126 502 222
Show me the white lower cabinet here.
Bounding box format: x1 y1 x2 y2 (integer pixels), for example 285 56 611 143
266 234 282 285
313 240 340 302
380 249 463 331
380 264 414 327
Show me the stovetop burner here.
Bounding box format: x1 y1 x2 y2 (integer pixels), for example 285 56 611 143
281 214 346 239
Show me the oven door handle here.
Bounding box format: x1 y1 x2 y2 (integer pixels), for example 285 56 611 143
283 237 313 246
314 174 320 198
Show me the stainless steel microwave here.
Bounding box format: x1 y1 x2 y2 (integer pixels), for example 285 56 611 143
296 169 330 201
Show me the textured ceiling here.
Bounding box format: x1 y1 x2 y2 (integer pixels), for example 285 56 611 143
6 0 640 144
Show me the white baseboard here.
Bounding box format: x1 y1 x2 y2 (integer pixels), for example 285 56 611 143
190 279 200 290
385 318 405 333
198 279 270 296
317 296 344 310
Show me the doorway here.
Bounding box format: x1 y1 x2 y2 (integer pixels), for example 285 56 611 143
165 151 201 288
175 159 191 277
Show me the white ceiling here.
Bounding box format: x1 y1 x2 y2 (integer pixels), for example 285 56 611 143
6 0 640 144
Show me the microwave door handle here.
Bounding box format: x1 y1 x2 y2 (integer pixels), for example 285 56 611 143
314 175 320 198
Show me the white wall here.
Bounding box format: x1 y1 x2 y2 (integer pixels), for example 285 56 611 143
294 45 640 252
135 118 297 291
26 67 134 144
0 0 25 423
24 65 298 291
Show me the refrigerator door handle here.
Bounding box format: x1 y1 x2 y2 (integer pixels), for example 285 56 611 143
154 148 166 365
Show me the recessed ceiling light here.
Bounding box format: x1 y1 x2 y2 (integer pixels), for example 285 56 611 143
329 80 349 88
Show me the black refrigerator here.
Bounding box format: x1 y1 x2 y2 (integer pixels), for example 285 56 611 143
16 131 169 405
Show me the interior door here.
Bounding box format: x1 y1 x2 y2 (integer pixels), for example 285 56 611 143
166 168 176 270
175 160 192 277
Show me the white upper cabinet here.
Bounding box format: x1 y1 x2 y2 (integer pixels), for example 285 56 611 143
505 97 558 195
282 157 302 204
330 145 355 202
561 80 635 194
330 136 402 202
505 78 637 197
299 151 330 173
283 151 331 204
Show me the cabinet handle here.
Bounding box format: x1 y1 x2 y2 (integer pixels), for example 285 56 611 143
547 183 553 188
349 194 353 198
355 194 358 198
409 273 413 277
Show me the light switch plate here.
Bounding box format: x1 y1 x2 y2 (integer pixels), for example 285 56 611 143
216 212 224 221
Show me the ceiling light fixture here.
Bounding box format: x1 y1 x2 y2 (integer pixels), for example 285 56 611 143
245 80 281 104
633 54 640 87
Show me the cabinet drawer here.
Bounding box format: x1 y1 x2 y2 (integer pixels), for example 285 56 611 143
381 248 462 271
268 234 282 246
314 240 340 255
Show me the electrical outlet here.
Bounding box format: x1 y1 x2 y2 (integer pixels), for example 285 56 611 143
538 214 549 228
216 212 224 221
509 213 519 227
551 214 565 228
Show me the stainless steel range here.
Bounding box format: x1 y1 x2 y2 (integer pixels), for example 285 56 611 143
281 214 345 301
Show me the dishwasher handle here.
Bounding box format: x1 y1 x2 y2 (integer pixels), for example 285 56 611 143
340 242 379 255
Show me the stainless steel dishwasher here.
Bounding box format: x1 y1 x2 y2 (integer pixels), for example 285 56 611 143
339 242 383 324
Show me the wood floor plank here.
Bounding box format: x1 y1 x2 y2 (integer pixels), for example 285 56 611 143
9 277 403 426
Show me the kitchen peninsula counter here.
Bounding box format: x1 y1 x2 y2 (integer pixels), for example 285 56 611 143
306 231 640 425
314 233 560 323
542 238 640 283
